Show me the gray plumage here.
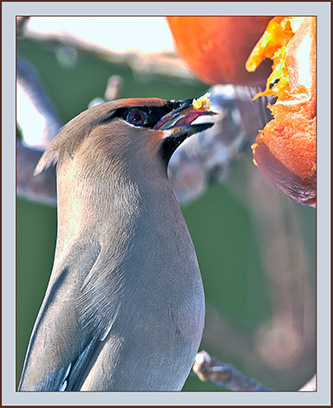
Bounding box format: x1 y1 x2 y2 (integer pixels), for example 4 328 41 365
19 97 213 391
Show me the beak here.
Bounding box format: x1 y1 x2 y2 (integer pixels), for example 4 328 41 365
154 94 216 137
155 93 216 167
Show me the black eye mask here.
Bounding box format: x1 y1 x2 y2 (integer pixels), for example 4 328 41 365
99 101 185 129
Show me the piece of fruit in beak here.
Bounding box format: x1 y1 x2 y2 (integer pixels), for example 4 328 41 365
154 93 216 133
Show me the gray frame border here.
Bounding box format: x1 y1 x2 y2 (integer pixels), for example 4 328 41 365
2 2 331 406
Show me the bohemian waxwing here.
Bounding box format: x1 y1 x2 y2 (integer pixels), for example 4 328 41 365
18 96 215 391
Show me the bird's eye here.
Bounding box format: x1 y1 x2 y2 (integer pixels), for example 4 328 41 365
126 109 148 126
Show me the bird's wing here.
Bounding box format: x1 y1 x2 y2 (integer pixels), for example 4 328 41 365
18 239 119 391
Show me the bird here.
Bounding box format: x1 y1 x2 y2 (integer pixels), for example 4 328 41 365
18 96 215 391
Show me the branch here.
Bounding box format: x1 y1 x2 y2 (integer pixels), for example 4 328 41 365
17 56 63 148
21 24 197 84
168 85 273 205
17 32 315 393
17 56 123 205
17 60 273 207
192 350 316 392
192 350 271 391
17 29 274 205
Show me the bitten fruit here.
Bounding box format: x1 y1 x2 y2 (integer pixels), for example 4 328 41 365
246 17 317 207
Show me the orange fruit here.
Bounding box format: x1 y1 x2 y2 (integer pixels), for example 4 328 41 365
247 17 316 207
167 16 273 86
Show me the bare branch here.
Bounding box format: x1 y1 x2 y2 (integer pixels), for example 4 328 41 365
192 350 271 391
192 351 316 392
16 30 316 392
17 71 273 207
17 56 62 148
168 85 272 204
21 25 197 83
88 75 124 108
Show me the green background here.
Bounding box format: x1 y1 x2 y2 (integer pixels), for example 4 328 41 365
16 35 316 391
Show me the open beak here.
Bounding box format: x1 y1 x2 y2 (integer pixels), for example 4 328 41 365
154 95 216 137
156 94 216 166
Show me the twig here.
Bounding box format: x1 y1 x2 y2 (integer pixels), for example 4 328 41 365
169 85 272 205
17 66 273 207
16 22 316 394
17 56 62 148
192 350 271 391
21 27 197 83
88 75 123 108
192 351 316 392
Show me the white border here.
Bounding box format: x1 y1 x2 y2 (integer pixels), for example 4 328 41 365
2 2 331 406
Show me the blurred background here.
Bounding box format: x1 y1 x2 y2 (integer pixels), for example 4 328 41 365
16 16 316 391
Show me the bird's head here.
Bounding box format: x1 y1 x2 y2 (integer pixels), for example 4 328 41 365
34 96 216 179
